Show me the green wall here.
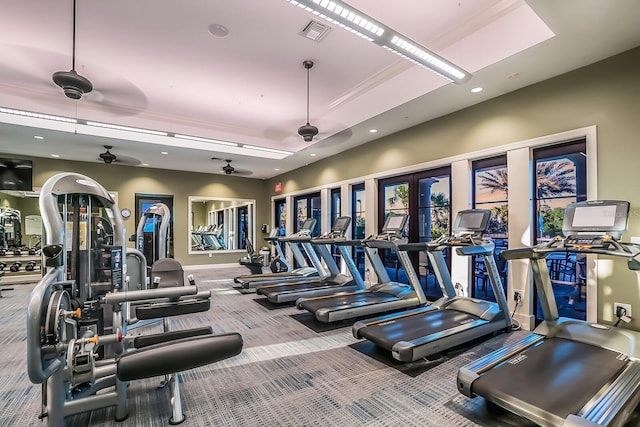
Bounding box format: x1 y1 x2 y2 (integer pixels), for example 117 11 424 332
266 47 640 327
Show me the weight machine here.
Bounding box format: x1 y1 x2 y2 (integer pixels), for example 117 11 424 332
26 172 243 426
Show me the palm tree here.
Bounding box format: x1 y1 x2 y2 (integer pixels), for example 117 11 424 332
536 159 576 198
479 167 508 196
386 183 409 214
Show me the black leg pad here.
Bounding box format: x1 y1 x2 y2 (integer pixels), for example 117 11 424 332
117 333 243 381
136 299 211 319
133 327 213 349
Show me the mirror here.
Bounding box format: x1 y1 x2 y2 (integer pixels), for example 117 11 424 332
189 196 255 254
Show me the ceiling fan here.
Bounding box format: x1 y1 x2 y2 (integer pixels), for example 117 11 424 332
52 0 93 100
213 158 253 176
98 145 141 166
297 60 319 143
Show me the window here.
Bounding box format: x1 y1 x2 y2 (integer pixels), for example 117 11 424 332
378 167 451 300
274 198 286 236
352 183 366 275
533 139 587 322
472 155 508 301
294 192 321 237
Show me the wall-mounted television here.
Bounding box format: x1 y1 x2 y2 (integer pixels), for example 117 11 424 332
0 158 33 191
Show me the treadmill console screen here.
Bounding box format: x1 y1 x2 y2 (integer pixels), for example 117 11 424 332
562 200 629 241
382 214 408 234
332 216 351 232
452 209 490 237
300 218 316 234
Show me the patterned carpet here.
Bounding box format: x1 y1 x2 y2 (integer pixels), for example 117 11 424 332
0 267 637 426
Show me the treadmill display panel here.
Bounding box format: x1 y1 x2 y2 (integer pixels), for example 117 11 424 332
562 200 629 240
300 218 316 234
382 214 408 234
453 209 490 234
332 216 351 232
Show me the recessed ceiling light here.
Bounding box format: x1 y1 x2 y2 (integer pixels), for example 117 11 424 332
310 153 317 157
34 135 44 140
369 129 378 133
161 151 168 155
208 23 229 38
142 163 149 166
471 87 483 93
274 168 280 171
51 154 60 158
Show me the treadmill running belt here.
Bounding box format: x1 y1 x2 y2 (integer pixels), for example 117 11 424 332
300 292 397 312
257 280 330 296
358 309 479 351
472 337 628 420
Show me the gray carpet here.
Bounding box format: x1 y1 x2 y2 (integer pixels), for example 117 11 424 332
0 267 636 426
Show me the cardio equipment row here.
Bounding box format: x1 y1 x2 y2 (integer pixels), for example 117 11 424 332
242 199 640 426
241 208 513 364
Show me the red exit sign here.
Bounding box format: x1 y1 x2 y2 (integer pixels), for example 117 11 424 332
274 182 283 193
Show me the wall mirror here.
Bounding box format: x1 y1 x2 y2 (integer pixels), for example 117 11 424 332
189 196 255 254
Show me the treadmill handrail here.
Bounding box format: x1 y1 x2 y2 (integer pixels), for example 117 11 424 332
501 239 640 261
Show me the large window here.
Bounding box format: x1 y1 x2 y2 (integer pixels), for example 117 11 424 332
378 167 451 300
533 139 587 321
295 192 321 236
472 156 508 301
274 198 286 236
352 184 366 275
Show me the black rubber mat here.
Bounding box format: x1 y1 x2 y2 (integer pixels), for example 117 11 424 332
290 312 353 333
253 298 294 310
473 337 628 420
349 340 448 377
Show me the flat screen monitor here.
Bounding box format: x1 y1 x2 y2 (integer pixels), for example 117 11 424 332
0 158 32 191
382 214 408 233
563 200 629 239
300 218 316 233
332 216 351 232
452 209 490 234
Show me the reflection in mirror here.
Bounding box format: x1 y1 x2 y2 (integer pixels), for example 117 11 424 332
189 196 255 253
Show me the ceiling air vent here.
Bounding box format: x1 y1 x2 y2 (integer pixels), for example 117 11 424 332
299 20 331 42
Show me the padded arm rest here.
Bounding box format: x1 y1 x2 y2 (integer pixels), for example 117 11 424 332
117 332 243 381
133 326 213 349
135 299 211 319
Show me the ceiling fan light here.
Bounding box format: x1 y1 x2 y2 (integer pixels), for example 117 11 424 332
298 123 318 142
52 70 93 100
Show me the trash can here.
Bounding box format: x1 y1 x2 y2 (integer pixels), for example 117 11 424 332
259 247 270 266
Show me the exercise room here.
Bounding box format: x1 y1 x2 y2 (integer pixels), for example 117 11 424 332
2 1 640 426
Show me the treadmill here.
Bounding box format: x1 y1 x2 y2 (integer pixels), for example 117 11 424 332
352 209 511 362
234 218 320 287
457 200 640 427
296 214 427 323
256 216 366 303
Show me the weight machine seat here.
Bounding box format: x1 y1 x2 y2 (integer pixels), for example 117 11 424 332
133 326 213 348
135 299 211 319
150 258 187 288
117 332 243 381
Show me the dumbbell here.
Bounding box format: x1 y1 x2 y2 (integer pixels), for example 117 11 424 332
25 261 37 272
28 248 38 256
9 262 21 272
13 248 22 256
0 248 5 256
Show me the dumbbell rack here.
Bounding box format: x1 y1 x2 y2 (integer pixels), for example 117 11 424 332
0 253 41 284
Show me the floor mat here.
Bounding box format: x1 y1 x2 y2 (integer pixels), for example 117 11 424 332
349 340 449 377
290 312 354 333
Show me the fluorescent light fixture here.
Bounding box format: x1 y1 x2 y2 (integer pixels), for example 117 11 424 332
86 121 168 136
0 107 77 123
285 0 470 84
1 106 294 161
174 134 238 147
241 144 294 156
